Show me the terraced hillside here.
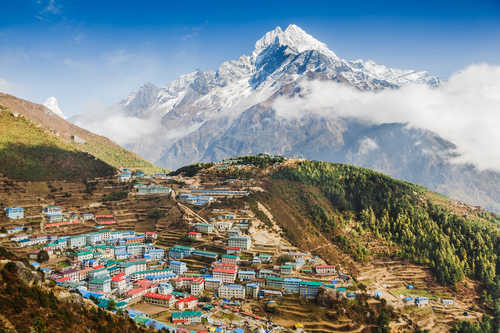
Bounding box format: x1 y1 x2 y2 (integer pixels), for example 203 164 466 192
1 154 498 332
199 156 500 330
0 93 162 177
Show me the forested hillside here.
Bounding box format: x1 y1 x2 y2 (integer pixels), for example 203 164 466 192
271 160 500 330
275 161 499 287
200 155 500 330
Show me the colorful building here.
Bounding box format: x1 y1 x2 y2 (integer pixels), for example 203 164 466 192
190 277 204 296
299 281 323 298
237 270 256 281
4 207 24 219
221 254 238 265
228 235 251 250
246 283 260 299
169 260 187 275
314 265 335 275
218 283 245 299
171 311 202 325
89 277 111 293
204 277 222 291
194 223 214 234
213 267 237 283
111 272 127 291
175 296 198 310
143 292 175 307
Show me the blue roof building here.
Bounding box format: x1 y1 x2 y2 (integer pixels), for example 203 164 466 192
4 207 24 219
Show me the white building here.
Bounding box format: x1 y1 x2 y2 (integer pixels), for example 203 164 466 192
190 278 204 296
111 273 127 291
314 265 335 275
194 223 214 234
218 283 245 299
228 235 251 250
89 277 111 293
238 270 256 281
169 260 187 275
43 206 62 215
213 268 236 283
4 207 24 220
68 235 86 248
204 278 222 291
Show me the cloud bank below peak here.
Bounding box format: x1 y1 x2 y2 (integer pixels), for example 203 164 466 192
273 63 500 171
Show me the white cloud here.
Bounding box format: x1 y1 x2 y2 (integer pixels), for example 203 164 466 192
35 0 61 21
71 102 163 145
273 63 500 171
104 50 135 66
39 0 60 14
358 137 378 154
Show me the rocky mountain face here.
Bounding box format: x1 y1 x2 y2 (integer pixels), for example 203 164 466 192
76 24 499 212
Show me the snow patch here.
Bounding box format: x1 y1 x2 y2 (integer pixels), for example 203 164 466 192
43 97 65 118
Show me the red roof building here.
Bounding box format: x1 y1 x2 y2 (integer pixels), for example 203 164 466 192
143 292 174 307
213 267 237 283
175 295 198 310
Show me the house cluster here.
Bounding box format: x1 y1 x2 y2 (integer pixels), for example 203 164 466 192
118 168 172 183
3 185 354 330
4 206 24 219
177 188 250 207
3 205 98 235
179 193 214 206
134 184 172 195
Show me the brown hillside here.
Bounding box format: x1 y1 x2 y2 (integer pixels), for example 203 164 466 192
0 93 161 173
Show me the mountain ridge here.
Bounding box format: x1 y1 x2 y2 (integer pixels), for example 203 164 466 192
0 93 162 179
72 24 499 213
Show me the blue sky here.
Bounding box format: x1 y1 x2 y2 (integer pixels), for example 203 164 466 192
0 0 499 117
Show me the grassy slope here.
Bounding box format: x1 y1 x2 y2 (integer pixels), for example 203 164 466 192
0 93 163 175
0 109 115 180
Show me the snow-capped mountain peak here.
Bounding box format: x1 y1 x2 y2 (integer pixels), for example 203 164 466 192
253 24 338 59
43 97 65 118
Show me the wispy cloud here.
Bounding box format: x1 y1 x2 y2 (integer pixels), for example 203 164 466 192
73 32 85 44
72 102 164 145
0 78 10 92
103 50 135 66
35 0 61 21
45 0 60 14
273 63 500 171
181 26 202 41
0 77 22 95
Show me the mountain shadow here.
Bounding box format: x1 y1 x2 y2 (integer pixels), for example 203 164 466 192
0 143 115 181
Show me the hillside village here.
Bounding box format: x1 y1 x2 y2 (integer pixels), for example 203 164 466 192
0 157 488 333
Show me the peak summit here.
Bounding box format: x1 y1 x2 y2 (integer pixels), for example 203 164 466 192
43 97 65 119
253 24 337 59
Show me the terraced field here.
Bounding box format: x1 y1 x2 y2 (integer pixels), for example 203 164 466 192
357 259 484 332
269 297 366 333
